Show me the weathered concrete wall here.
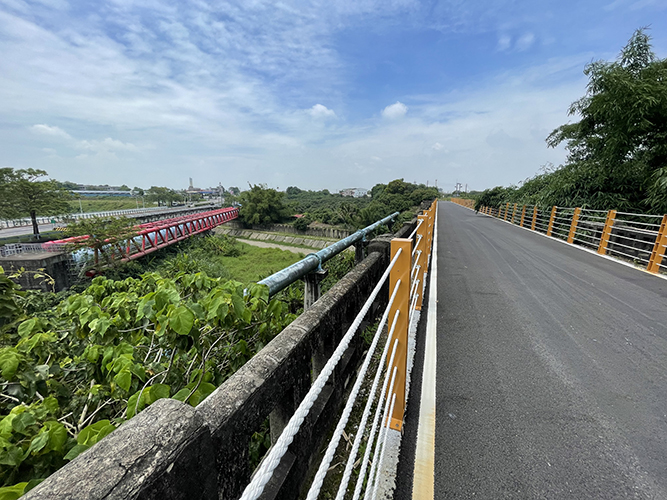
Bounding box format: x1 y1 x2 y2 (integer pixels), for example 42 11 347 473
23 220 417 500
224 220 354 240
0 251 71 292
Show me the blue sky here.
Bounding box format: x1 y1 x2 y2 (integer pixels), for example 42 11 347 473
1 0 665 193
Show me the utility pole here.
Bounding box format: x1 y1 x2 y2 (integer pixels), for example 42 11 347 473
454 182 463 197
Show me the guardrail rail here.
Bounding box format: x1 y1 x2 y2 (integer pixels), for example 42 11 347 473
451 198 667 276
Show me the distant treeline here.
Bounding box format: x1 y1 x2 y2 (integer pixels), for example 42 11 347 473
238 179 439 230
475 29 667 216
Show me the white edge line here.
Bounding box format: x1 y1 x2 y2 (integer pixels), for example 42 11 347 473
411 204 438 499
450 202 667 282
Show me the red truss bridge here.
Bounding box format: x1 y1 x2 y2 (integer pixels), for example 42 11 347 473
43 207 240 261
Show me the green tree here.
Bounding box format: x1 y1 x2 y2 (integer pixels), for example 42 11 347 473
64 216 138 269
145 186 181 207
0 169 71 236
238 185 287 225
547 29 667 213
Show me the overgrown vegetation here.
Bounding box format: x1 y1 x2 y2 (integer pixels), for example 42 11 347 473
475 29 667 215
241 180 438 231
0 265 294 496
0 173 431 495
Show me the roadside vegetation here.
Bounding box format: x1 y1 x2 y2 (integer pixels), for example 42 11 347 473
239 179 439 232
0 231 358 496
0 170 435 496
474 29 667 215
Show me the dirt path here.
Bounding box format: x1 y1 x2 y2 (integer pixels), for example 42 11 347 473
236 238 315 254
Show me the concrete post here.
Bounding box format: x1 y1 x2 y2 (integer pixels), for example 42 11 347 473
304 269 328 310
354 241 366 263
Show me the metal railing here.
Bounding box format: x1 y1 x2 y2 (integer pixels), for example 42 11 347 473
240 201 437 500
0 204 217 229
258 212 399 296
463 201 667 275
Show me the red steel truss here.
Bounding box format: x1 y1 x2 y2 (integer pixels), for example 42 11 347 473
45 207 239 261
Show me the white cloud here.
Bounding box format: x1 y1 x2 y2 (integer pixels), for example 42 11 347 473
382 101 408 119
31 124 72 140
308 104 336 119
497 35 511 51
516 33 536 51
78 137 138 153
431 142 444 151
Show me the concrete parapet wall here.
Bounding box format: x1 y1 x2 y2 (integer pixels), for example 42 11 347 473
24 220 417 500
0 251 71 292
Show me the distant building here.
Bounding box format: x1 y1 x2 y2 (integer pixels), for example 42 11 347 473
339 187 369 198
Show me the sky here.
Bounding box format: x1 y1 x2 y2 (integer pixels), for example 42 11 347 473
1 0 666 193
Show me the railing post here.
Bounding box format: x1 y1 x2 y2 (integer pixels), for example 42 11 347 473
504 203 510 221
531 206 538 231
567 207 582 244
387 238 411 432
519 205 526 227
647 214 667 273
597 210 617 255
415 214 428 311
303 269 328 310
425 204 434 262
511 203 517 224
546 206 558 237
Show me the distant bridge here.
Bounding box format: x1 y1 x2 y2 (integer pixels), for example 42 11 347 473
43 207 239 261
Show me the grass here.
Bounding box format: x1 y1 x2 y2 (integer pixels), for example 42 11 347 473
218 242 306 284
69 197 147 213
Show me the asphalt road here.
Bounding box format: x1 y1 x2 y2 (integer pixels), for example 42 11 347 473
398 201 667 499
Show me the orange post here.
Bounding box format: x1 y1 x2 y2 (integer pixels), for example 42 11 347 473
511 203 518 224
415 214 428 310
504 203 510 221
647 214 667 273
520 205 526 227
387 238 411 432
546 206 558 236
567 207 582 244
531 206 538 231
597 210 617 255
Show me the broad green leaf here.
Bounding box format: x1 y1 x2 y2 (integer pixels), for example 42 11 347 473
11 412 36 434
26 432 49 456
126 391 145 419
0 482 27 500
17 318 37 337
114 369 132 392
169 306 194 335
0 446 24 466
42 396 59 414
0 348 21 380
63 443 89 461
146 384 170 404
77 420 115 446
44 421 68 452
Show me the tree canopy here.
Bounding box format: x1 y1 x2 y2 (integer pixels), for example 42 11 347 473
64 216 138 269
145 186 182 207
476 29 667 214
0 169 71 235
238 184 288 225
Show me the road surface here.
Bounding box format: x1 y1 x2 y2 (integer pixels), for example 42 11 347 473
398 201 667 499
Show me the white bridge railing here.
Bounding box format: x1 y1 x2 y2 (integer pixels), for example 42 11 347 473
241 200 437 500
